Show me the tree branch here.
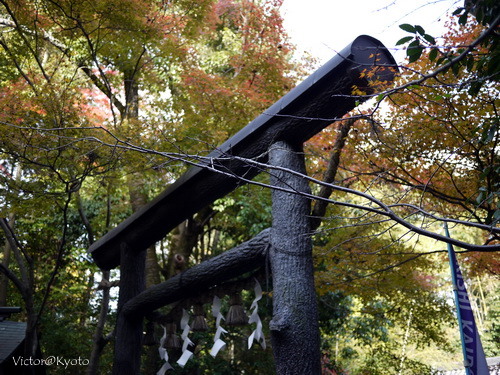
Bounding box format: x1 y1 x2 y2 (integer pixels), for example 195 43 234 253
0 262 25 295
0 218 31 293
311 118 355 230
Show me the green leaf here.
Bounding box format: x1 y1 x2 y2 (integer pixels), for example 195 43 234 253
468 81 483 96
408 53 422 63
493 209 500 221
480 167 492 179
481 123 498 143
466 55 475 71
396 36 414 45
486 54 500 75
475 7 484 24
436 57 446 66
415 25 425 35
408 49 423 63
429 48 438 62
399 24 416 33
408 40 420 48
423 34 436 45
458 12 468 25
476 191 486 204
407 40 423 62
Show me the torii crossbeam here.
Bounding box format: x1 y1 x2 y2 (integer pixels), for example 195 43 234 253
89 35 397 270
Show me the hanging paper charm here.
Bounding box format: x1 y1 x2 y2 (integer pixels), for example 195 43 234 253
210 295 228 357
177 309 194 368
248 279 266 349
157 325 173 375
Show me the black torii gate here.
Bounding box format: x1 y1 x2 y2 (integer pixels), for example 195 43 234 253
89 35 397 374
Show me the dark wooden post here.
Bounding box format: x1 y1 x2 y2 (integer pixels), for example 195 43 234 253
268 141 321 374
112 243 146 375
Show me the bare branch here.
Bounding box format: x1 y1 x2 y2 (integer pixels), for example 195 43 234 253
0 218 31 292
3 120 495 252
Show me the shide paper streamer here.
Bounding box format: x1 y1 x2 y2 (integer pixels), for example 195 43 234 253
157 325 173 375
210 295 228 357
177 309 194 367
248 279 266 349
157 283 267 373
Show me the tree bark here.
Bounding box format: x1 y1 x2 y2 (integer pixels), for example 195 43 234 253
87 192 113 375
87 270 111 375
0 168 22 305
0 213 14 306
268 141 321 375
0 218 38 370
122 229 270 318
165 206 213 279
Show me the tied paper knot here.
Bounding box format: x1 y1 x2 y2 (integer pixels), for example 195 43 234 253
210 295 228 357
177 309 194 368
248 279 266 349
157 325 173 375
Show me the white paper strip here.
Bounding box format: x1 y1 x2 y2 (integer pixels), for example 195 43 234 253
210 338 227 358
180 309 190 330
178 309 194 366
181 336 194 353
157 325 173 374
157 361 173 375
250 280 262 309
210 295 227 357
212 296 221 315
180 323 194 352
176 349 193 368
214 325 228 342
248 279 266 349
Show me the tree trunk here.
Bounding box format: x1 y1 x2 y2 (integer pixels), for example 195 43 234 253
87 192 113 375
87 270 111 375
0 217 39 374
23 302 39 375
0 213 14 306
268 141 321 375
164 207 213 279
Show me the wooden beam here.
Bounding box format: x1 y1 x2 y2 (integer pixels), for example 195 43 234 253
112 243 146 375
89 35 397 269
121 229 270 318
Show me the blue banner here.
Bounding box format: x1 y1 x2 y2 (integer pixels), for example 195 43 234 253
445 224 489 375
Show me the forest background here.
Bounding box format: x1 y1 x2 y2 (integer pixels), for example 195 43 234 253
0 0 498 374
